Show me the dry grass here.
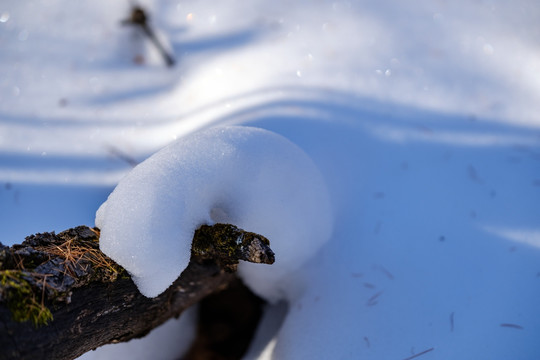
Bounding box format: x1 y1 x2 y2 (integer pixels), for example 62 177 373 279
35 234 120 279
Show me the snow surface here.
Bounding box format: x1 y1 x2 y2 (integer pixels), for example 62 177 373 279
96 125 332 299
1 0 540 358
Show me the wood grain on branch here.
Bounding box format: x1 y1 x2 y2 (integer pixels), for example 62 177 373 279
0 224 274 360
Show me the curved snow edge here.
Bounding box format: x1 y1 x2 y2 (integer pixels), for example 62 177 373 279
96 126 333 300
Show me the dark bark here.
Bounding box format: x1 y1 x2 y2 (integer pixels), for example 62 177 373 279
0 224 274 360
184 279 266 360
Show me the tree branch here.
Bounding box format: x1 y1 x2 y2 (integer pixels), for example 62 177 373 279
0 224 274 360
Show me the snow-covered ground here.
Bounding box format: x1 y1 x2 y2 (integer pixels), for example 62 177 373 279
1 0 539 359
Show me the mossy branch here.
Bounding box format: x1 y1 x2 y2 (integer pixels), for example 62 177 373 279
0 224 274 360
193 223 275 271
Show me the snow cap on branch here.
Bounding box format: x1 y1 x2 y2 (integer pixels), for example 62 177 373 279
96 126 333 300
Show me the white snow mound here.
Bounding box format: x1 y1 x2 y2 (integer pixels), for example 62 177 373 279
96 126 333 299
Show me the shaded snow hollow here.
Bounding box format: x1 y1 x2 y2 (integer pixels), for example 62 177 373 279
96 126 333 300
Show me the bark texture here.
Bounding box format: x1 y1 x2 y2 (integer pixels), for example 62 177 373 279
0 224 273 360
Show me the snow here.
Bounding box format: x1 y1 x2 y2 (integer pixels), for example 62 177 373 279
96 126 332 299
1 0 540 359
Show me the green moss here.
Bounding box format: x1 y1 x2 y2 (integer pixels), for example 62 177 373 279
193 224 237 257
192 223 274 271
0 270 53 327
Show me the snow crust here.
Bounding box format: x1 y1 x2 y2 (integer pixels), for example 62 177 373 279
96 126 332 299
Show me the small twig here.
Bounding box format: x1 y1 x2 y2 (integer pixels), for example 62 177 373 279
39 274 49 319
107 145 139 167
401 347 434 360
366 290 383 306
377 265 394 280
122 5 176 67
500 323 524 330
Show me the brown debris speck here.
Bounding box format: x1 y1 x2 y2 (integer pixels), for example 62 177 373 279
363 336 370 348
366 291 383 306
500 323 523 330
401 347 434 360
